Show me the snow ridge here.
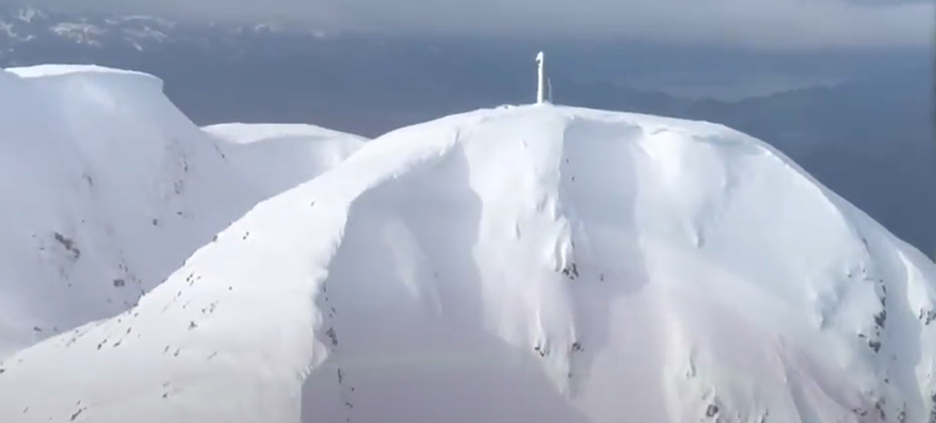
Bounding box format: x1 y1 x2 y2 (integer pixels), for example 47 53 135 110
0 65 362 358
204 123 366 196
0 97 935 423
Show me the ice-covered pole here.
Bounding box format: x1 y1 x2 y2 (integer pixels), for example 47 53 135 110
548 78 553 103
536 51 545 104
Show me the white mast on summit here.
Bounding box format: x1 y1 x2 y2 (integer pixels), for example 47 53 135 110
548 77 553 103
536 51 547 104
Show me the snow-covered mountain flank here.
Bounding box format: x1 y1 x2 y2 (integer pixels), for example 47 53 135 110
204 123 366 197
0 64 362 358
0 89 935 423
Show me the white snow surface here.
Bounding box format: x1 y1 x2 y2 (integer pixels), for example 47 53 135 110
204 123 366 196
9 64 154 79
2 101 936 423
0 65 362 358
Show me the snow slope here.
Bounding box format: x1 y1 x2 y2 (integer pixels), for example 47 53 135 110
0 65 361 358
2 104 936 423
204 123 366 196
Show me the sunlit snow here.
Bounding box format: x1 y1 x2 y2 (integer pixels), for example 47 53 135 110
0 66 935 423
0 65 362 357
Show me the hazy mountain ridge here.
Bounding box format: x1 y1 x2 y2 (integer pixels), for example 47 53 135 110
0 3 331 61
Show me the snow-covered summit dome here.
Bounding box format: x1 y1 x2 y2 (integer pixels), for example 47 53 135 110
1 104 934 423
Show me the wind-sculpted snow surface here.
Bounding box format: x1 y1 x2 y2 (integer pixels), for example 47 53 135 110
204 123 366 196
0 65 361 358
2 104 936 423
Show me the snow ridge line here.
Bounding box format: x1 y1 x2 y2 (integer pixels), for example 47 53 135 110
302 125 466 419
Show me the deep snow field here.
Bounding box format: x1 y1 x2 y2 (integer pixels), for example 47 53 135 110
0 65 362 358
0 65 935 423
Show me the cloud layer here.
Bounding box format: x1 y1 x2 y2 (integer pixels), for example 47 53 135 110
16 0 936 48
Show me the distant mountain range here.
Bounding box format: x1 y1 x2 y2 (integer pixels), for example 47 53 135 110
0 3 330 57
0 3 933 255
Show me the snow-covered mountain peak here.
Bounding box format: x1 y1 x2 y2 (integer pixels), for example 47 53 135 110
9 63 160 81
204 122 366 199
0 64 362 358
1 103 935 423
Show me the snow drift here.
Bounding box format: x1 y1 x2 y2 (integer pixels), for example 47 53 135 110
204 123 366 197
2 103 936 423
0 65 362 358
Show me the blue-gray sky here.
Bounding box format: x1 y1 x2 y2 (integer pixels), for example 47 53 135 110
17 0 936 49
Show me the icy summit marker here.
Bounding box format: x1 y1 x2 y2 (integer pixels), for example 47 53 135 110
536 51 547 104
548 78 553 103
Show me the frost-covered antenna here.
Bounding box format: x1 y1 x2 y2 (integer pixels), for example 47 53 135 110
547 78 553 103
535 51 546 104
